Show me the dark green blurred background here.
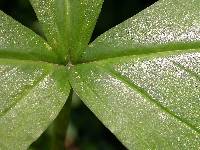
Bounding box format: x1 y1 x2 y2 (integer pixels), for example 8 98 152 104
0 0 157 149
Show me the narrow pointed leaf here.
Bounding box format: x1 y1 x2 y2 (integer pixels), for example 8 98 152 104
69 0 104 63
29 0 70 63
70 50 200 149
0 11 58 63
30 0 103 63
0 60 70 149
81 0 200 62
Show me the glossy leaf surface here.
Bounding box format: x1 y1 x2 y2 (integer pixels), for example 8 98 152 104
0 11 58 63
81 0 200 63
0 60 70 149
30 0 104 63
1 0 200 149
70 0 200 148
29 0 70 63
71 50 200 149
68 0 104 63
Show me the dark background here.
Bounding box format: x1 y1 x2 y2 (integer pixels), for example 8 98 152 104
0 0 157 149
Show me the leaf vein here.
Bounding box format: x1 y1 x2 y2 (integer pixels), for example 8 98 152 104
80 49 200 65
72 72 150 147
96 64 200 134
172 61 200 81
0 70 51 117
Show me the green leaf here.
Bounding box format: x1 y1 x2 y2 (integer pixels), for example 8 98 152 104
81 0 200 63
70 0 200 148
70 50 200 149
29 0 104 64
0 59 70 149
68 0 104 63
29 0 70 63
0 11 58 64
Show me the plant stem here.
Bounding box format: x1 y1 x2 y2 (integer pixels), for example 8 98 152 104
49 89 73 150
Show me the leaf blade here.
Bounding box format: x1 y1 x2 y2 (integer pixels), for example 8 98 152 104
0 59 70 149
0 11 58 63
81 0 200 63
70 50 200 149
29 0 70 63
29 0 104 63
69 0 104 63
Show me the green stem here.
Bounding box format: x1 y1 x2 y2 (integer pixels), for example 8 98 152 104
49 89 73 150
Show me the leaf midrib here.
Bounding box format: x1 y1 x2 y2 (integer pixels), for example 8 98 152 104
76 48 200 66
0 58 63 67
95 64 200 134
1 43 200 70
0 68 51 118
79 41 200 64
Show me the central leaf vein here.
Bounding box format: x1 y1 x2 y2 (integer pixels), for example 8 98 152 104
0 70 50 117
96 64 200 134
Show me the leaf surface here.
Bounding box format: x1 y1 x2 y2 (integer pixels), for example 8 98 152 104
0 59 70 149
70 50 200 149
68 0 104 63
70 0 200 148
0 11 58 63
30 0 104 63
81 0 200 63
